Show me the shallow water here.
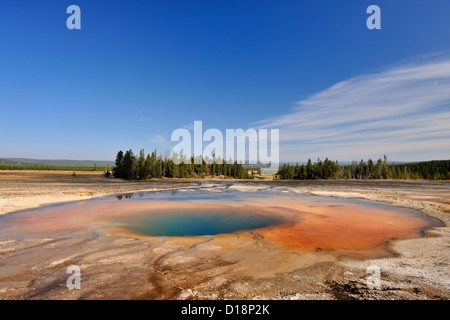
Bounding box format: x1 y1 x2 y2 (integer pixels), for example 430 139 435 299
0 184 441 256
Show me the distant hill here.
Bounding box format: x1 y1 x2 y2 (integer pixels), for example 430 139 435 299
0 158 115 168
279 161 409 166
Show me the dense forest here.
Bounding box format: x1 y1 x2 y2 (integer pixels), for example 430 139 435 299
276 156 450 180
113 149 250 180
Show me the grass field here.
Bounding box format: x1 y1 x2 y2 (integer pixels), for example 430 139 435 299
0 165 108 171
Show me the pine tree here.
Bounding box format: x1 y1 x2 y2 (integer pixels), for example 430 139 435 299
204 161 210 177
381 155 389 179
367 159 374 179
301 164 307 180
223 160 228 178
122 149 135 180
138 149 146 180
315 158 323 179
351 161 357 179
335 160 340 179
375 158 382 179
114 150 124 178
145 154 151 179
294 163 301 179
150 150 158 178
180 162 188 178
359 159 367 179
306 159 314 179
189 156 195 177
211 161 217 178
155 156 163 178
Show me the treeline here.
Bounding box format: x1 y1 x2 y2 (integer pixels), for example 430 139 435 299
113 149 250 180
392 160 450 180
277 156 450 180
0 165 106 171
277 158 340 180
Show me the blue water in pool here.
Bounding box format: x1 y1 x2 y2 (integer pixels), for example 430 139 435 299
121 207 285 237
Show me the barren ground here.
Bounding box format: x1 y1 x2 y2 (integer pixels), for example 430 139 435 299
0 170 448 300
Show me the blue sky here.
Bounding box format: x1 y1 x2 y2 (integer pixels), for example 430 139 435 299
1 0 449 162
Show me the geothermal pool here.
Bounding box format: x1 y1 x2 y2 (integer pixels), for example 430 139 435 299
0 184 441 257
119 206 286 237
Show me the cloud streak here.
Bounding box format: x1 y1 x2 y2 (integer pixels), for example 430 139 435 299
150 134 169 145
257 56 450 162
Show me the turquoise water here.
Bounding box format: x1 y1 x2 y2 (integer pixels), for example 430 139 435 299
120 207 285 237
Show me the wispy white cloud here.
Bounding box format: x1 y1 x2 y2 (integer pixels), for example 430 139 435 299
150 134 169 145
257 56 450 162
